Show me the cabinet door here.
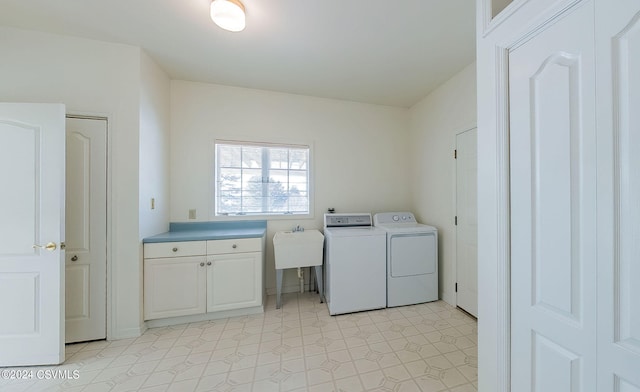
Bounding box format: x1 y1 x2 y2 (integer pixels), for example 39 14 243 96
207 252 262 312
144 256 206 320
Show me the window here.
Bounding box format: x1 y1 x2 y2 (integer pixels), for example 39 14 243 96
215 140 310 216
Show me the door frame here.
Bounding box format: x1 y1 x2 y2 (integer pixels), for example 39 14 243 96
453 125 477 313
65 112 112 341
477 0 589 391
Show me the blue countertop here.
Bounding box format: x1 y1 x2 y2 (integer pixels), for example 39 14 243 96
143 221 267 243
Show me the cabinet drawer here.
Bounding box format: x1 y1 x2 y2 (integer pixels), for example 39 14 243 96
207 238 261 254
144 241 206 259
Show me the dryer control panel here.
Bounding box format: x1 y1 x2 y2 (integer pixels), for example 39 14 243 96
373 212 417 225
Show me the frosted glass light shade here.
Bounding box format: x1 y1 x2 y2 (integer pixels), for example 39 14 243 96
210 0 246 32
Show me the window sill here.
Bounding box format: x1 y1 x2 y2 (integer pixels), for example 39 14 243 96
211 212 314 221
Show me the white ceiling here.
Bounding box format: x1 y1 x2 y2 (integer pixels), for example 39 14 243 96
0 0 476 108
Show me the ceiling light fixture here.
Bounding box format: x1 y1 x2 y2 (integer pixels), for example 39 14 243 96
210 0 246 32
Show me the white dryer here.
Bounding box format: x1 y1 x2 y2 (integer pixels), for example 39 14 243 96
374 212 438 307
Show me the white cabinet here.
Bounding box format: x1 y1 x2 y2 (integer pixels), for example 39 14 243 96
143 237 264 321
206 238 262 313
144 241 207 320
207 252 261 312
144 255 207 320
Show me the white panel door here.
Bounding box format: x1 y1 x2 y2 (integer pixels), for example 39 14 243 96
65 117 107 343
596 0 640 390
0 103 65 366
509 3 597 391
456 127 478 317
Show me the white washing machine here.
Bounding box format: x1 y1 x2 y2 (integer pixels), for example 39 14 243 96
324 213 387 315
374 212 438 307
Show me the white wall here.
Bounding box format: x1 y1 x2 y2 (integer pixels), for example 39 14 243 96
170 80 411 293
0 27 146 339
139 52 171 239
139 51 171 329
408 62 477 305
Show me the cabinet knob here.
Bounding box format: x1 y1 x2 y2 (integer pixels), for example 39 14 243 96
200 262 205 267
207 261 212 266
172 247 178 252
71 255 78 262
232 244 237 249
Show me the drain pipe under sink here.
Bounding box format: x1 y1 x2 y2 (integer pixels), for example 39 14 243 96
297 267 304 293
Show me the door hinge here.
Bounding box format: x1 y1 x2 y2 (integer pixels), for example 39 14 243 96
454 149 457 159
455 282 458 293
454 216 458 225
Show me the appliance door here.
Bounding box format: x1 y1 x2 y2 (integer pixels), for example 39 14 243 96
389 233 436 277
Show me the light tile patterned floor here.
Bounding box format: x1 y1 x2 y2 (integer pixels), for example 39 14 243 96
1 293 477 392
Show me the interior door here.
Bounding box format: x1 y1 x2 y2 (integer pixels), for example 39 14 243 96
0 103 66 366
596 0 640 389
65 117 107 343
509 3 597 391
456 127 478 317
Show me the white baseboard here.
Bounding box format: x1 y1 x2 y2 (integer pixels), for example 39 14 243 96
145 305 264 329
108 325 145 341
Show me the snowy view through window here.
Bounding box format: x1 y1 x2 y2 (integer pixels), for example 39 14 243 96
215 142 310 215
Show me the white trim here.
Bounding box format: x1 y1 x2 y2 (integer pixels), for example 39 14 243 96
215 138 309 150
481 0 530 37
145 305 264 329
506 0 587 52
493 45 511 392
210 138 316 221
110 326 146 340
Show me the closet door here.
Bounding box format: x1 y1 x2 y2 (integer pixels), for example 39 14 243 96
509 3 597 391
596 1 640 390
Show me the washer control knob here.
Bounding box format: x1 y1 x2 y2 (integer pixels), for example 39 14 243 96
392 215 399 221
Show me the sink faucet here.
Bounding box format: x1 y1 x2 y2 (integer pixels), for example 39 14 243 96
292 225 304 232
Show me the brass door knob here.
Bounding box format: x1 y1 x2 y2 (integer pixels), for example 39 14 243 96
33 242 57 251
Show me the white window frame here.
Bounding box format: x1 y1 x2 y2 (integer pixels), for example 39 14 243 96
212 139 314 219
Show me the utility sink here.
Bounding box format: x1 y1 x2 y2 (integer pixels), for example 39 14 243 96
273 229 324 269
